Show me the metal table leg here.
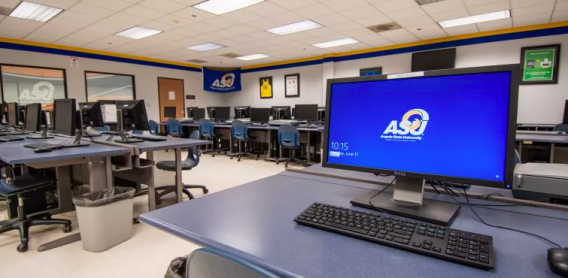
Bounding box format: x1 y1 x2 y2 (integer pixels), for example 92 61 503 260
307 131 311 164
550 143 555 163
55 166 74 214
175 148 183 203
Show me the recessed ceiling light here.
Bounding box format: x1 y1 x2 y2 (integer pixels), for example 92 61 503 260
235 54 269 61
267 20 322 35
9 1 63 22
438 10 510 28
115 26 163 39
313 38 360 49
187 43 226 52
193 0 265 15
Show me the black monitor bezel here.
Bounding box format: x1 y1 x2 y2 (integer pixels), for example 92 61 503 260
270 106 291 119
7 102 18 127
234 106 251 118
207 106 231 121
24 103 41 132
53 99 77 136
78 102 105 128
294 104 319 121
164 106 176 118
322 64 520 189
250 108 271 124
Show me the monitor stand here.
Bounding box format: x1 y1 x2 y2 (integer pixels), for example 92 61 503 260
350 176 460 226
27 127 54 139
114 129 143 144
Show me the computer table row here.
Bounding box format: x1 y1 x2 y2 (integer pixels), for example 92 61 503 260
140 166 568 278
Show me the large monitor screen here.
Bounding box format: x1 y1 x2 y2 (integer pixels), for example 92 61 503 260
326 71 513 184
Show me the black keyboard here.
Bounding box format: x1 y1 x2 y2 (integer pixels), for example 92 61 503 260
295 203 494 270
24 143 63 149
0 136 25 142
132 135 166 142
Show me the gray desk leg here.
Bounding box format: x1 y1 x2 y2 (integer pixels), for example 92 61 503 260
175 148 183 203
265 130 272 160
105 156 113 189
321 131 324 162
307 131 311 164
550 143 555 163
55 166 74 214
146 151 156 210
89 159 112 192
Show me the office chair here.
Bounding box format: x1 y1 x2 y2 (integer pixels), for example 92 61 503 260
186 248 281 278
94 125 110 132
199 119 225 157
154 130 209 205
277 124 308 168
230 120 260 162
149 120 160 135
0 174 72 252
553 124 568 133
167 119 184 137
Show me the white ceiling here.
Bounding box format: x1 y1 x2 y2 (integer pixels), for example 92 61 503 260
0 0 566 68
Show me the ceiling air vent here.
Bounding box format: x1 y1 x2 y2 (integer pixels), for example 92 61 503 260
187 59 207 63
415 0 446 5
0 6 13 16
367 22 402 33
220 53 242 58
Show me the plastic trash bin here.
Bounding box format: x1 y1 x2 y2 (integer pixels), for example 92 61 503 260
73 187 135 252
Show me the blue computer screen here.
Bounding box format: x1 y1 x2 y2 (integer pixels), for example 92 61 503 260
327 72 512 182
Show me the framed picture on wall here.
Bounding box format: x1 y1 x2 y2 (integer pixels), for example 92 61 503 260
285 73 300 98
520 44 561 85
259 76 273 99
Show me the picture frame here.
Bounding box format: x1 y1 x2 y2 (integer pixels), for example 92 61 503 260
259 76 273 99
285 73 300 98
520 44 561 85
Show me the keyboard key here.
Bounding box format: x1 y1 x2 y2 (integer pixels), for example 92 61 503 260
409 221 417 225
419 227 427 231
412 242 421 248
423 245 431 250
428 228 436 233
394 238 409 245
432 247 441 252
480 238 490 244
480 254 489 263
385 236 394 241
447 245 456 251
458 247 467 253
379 230 387 234
436 235 444 239
423 240 433 245
325 222 368 235
386 228 394 232
393 229 412 236
459 243 468 248
469 241 479 246
469 250 478 255
369 232 377 237
480 244 489 253
469 245 478 251
377 234 385 239
468 255 478 261
437 230 445 235
448 241 456 246
427 232 435 237
417 231 425 235
388 232 411 240
439 227 446 231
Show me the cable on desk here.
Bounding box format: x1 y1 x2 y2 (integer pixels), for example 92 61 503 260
367 177 397 217
462 188 562 248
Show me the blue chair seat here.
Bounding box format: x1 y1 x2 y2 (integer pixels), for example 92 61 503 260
156 160 197 171
0 175 55 196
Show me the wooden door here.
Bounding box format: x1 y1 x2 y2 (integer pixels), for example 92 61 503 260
158 78 185 123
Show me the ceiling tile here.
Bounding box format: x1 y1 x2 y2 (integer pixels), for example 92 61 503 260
557 0 568 11
367 39 394 48
123 5 167 20
463 0 503 6
226 24 259 35
378 28 412 38
328 21 363 32
552 9 568 22
421 0 465 14
179 22 221 34
511 0 555 9
354 14 392 27
230 35 256 43
108 43 151 54
24 19 82 43
106 12 147 25
373 0 418 13
82 36 133 50
443 24 479 36
70 3 116 17
212 38 243 47
141 20 180 31
220 9 263 23
341 5 383 20
30 0 76 9
387 34 420 44
320 0 369 11
81 0 133 11
208 29 239 40
171 0 203 5
140 0 186 13
56 10 102 25
0 0 21 8
269 12 306 25
295 4 336 18
512 12 552 27
303 26 337 37
244 1 287 17
155 14 195 27
312 13 351 25
248 31 279 40
408 23 447 39
467 1 510 15
168 26 204 37
174 7 217 21
246 18 282 30
341 27 376 37
270 0 319 10
58 29 109 44
385 7 426 21
512 3 554 17
429 8 470 21
0 17 42 39
396 15 437 28
200 16 239 28
476 17 512 31
56 37 94 47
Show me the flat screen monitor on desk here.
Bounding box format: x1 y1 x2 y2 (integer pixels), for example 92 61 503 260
0 103 4 124
18 105 26 125
318 107 325 122
193 108 205 121
187 107 197 118
7 103 18 128
324 65 520 225
164 106 176 119
271 106 291 120
79 102 105 128
234 106 251 119
115 100 149 143
250 108 270 124
294 104 318 122
24 103 41 132
53 99 76 136
207 107 230 122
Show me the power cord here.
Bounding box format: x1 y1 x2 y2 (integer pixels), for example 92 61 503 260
367 176 397 217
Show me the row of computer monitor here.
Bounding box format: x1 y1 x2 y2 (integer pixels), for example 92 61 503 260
1 99 150 136
182 105 326 123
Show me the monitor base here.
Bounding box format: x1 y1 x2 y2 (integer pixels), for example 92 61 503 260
350 191 460 226
115 138 144 143
27 136 54 140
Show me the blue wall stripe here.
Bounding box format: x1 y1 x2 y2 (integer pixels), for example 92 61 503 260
0 41 203 72
241 26 568 74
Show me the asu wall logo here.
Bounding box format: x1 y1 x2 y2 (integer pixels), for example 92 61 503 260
212 73 235 88
381 109 429 141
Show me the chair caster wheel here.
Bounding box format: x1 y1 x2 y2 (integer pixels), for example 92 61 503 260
63 225 72 233
17 244 28 253
212 154 215 157
203 189 209 194
230 157 234 160
255 157 259 161
133 217 140 224
238 158 241 162
276 162 279 165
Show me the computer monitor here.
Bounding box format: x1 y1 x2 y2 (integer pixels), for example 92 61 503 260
53 99 76 136
234 106 251 119
324 65 520 225
207 107 230 122
164 106 176 119
271 106 291 120
318 107 325 122
44 111 53 128
294 104 318 122
19 106 26 125
114 100 149 143
7 103 18 127
250 108 271 124
187 107 197 118
563 100 568 124
0 103 4 124
193 108 205 121
24 103 41 132
79 102 105 128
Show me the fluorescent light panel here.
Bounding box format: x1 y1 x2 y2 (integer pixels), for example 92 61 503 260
9 1 63 22
313 38 359 49
115 26 162 39
193 0 265 15
236 54 269 61
438 10 510 28
187 43 226 52
267 20 322 35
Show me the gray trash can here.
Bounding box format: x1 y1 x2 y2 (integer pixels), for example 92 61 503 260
73 187 135 252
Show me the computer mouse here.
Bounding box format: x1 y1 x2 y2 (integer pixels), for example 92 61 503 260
34 147 53 153
548 248 568 277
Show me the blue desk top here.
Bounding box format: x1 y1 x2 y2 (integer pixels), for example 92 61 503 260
0 136 128 165
94 135 210 152
141 171 568 278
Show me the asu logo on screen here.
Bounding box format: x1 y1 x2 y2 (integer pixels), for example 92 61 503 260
381 109 429 141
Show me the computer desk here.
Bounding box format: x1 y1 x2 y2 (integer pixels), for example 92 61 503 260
140 166 568 278
517 123 556 131
516 132 568 163
0 135 129 215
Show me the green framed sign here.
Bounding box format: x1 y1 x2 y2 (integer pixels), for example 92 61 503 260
520 44 560 85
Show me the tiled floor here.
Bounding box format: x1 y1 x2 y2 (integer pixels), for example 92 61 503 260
0 152 295 278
